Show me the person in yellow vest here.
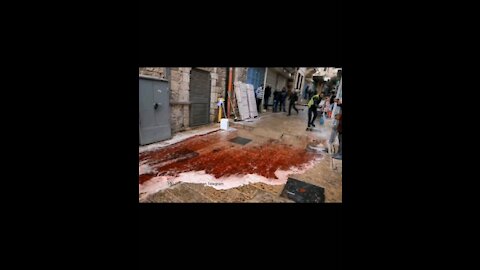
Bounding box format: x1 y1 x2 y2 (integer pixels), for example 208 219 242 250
307 91 321 129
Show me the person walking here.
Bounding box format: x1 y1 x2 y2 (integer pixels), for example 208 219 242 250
273 88 281 112
280 86 287 112
306 91 321 129
288 90 299 116
303 84 310 100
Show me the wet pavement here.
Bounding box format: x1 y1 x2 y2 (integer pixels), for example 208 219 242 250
139 106 342 203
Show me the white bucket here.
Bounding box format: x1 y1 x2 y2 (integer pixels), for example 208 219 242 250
220 118 229 130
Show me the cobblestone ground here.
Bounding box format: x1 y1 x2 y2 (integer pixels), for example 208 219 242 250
140 107 341 203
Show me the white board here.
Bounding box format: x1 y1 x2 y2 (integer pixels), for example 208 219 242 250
245 84 258 118
234 82 250 120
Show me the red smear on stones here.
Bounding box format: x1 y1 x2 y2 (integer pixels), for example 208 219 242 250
139 173 157 184
139 132 319 184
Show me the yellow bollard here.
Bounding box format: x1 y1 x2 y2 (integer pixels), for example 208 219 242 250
218 98 224 123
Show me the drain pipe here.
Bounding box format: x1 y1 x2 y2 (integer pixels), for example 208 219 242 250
261 67 268 112
225 67 229 118
226 67 233 118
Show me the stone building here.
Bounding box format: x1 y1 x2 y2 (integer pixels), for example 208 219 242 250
139 67 297 143
233 67 295 109
314 67 341 80
139 67 226 136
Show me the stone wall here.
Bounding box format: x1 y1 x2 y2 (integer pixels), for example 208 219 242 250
209 68 227 122
230 68 248 116
193 68 227 123
234 67 248 84
139 67 166 79
169 68 191 133
316 67 341 79
139 67 227 135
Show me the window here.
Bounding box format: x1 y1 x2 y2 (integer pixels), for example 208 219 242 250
296 73 301 89
324 67 327 71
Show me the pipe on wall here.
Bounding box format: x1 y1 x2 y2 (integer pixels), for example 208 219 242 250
225 67 229 118
227 67 234 118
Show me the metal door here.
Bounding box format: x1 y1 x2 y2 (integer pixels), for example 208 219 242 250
266 68 277 89
189 69 211 127
265 69 278 106
247 67 265 91
139 76 171 145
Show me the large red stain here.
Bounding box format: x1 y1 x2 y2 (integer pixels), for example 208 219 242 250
139 132 318 184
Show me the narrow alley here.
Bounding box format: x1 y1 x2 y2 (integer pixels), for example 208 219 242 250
139 67 342 203
139 108 342 202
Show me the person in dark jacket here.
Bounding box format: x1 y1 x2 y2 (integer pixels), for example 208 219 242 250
316 80 324 99
285 78 298 115
307 85 315 100
263 85 271 111
288 90 299 116
280 87 287 112
307 92 321 128
332 99 342 160
330 91 336 105
333 112 342 160
273 88 281 112
303 84 310 100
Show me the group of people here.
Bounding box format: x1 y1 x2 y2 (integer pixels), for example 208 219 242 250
306 81 342 160
271 85 299 115
255 78 342 159
255 78 299 115
306 88 338 127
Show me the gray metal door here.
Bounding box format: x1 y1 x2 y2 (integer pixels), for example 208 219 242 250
189 69 211 127
266 68 277 89
139 76 171 145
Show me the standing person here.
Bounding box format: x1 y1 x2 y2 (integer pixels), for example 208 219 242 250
307 84 315 100
329 91 336 107
329 98 342 150
287 79 299 116
303 84 310 100
336 69 342 83
328 91 336 118
321 82 327 96
306 91 321 129
263 85 271 111
324 95 331 118
318 94 326 115
255 84 264 113
332 99 342 159
319 95 328 125
332 97 341 119
280 86 287 112
287 90 299 115
316 80 324 98
333 112 342 160
273 88 281 112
